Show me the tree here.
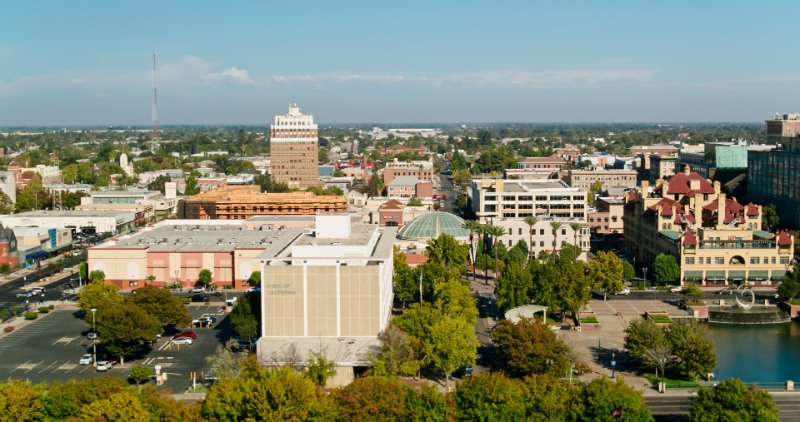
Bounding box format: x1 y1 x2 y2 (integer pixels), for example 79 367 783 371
147 175 171 194
95 302 161 362
184 171 200 195
430 316 477 387
653 253 680 286
667 319 716 380
424 233 468 274
761 204 780 231
683 282 704 302
462 219 481 280
304 352 336 387
230 293 258 339
492 317 570 378
521 374 578 419
643 338 674 379
624 318 667 367
79 262 88 282
15 175 50 212
335 376 412 421
393 250 419 308
778 264 800 300
569 222 582 260
126 285 191 327
129 365 154 385
0 380 44 422
407 196 422 206
0 191 13 214
249 270 261 286
76 282 123 317
588 251 624 300
688 378 779 422
455 373 527 421
523 215 539 262
549 221 564 263
368 326 420 377
495 263 532 313
89 270 106 282
198 269 213 288
572 377 653 422
622 261 635 281
205 339 240 380
487 224 506 281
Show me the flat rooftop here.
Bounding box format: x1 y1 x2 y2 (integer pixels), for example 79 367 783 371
6 210 132 218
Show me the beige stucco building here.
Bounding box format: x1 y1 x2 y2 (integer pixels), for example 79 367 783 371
567 169 638 191
469 177 587 221
488 217 590 261
623 167 794 287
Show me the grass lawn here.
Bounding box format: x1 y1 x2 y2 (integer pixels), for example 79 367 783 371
789 299 800 306
646 375 699 388
579 317 599 324
649 315 672 324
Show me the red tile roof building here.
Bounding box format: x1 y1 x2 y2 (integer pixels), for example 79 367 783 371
623 166 793 287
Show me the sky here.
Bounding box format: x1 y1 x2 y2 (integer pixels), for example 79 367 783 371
2 1 800 126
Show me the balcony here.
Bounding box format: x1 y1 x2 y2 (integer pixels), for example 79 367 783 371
698 239 776 250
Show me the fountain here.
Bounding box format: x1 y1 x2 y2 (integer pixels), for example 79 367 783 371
708 285 791 324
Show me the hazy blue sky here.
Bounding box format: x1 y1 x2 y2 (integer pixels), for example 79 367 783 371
2 1 799 126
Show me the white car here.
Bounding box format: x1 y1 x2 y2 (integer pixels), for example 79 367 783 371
96 361 113 372
171 337 193 346
614 288 631 296
189 286 206 293
87 332 97 341
670 286 684 293
79 354 93 365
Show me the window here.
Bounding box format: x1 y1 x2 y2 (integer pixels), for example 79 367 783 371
706 257 711 264
781 257 790 265
714 257 724 265
518 228 522 235
508 228 512 236
771 257 776 264
750 257 760 264
539 229 544 235
561 229 566 235
685 257 695 265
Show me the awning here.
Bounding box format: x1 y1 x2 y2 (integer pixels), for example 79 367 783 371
684 271 703 281
748 270 769 281
772 270 787 281
25 250 47 260
706 271 726 281
728 271 746 280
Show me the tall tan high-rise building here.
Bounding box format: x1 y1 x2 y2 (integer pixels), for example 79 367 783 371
270 103 320 188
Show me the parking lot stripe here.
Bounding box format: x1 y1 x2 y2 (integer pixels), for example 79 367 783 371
24 361 43 373
39 361 58 373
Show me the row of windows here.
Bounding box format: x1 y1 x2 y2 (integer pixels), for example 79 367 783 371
685 256 789 265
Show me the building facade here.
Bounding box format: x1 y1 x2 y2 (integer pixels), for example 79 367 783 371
469 177 587 221
269 103 320 188
749 115 800 228
487 218 590 261
178 185 345 219
766 113 800 145
567 169 638 191
623 167 793 286
518 155 568 170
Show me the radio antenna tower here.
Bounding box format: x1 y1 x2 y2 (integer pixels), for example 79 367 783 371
151 49 159 151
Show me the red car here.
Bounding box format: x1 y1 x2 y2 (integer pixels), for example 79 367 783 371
173 331 197 340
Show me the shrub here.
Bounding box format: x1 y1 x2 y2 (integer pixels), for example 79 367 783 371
49 304 55 310
24 312 38 320
165 280 182 290
38 306 50 314
3 326 13 333
181 298 191 305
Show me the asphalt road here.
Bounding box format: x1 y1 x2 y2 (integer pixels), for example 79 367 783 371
0 306 233 391
0 271 80 311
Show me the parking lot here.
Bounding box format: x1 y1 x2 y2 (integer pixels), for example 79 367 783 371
0 304 233 390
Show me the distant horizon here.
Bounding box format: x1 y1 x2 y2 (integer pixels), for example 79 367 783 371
0 121 767 131
3 2 800 125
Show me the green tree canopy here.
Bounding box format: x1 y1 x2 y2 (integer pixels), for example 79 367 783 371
572 377 653 422
198 269 213 287
492 317 570 378
653 253 680 286
455 372 527 421
95 302 161 362
688 378 779 422
588 251 624 300
76 282 123 317
126 285 191 327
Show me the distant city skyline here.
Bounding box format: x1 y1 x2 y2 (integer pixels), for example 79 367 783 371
2 1 800 126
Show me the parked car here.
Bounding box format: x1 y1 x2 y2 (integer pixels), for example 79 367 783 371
200 314 217 323
189 286 206 293
717 289 735 295
87 332 97 341
16 291 31 298
670 286 684 293
79 354 94 365
454 365 474 378
192 317 213 327
245 286 261 293
96 361 113 372
173 331 197 339
225 296 238 307
30 287 45 295
614 288 631 296
190 293 208 302
170 337 193 346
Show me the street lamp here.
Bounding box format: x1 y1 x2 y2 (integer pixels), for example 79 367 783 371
611 352 616 379
643 267 648 291
90 308 97 367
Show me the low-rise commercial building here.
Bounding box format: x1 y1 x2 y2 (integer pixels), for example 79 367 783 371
469 177 587 221
567 169 638 191
0 210 135 235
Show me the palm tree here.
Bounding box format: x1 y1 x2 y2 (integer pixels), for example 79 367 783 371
523 215 539 263
569 222 582 262
550 221 564 263
487 224 506 282
463 219 482 281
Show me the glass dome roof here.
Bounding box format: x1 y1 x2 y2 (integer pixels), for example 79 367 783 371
397 212 470 240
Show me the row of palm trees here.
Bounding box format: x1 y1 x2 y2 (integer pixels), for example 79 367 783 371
462 216 584 282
